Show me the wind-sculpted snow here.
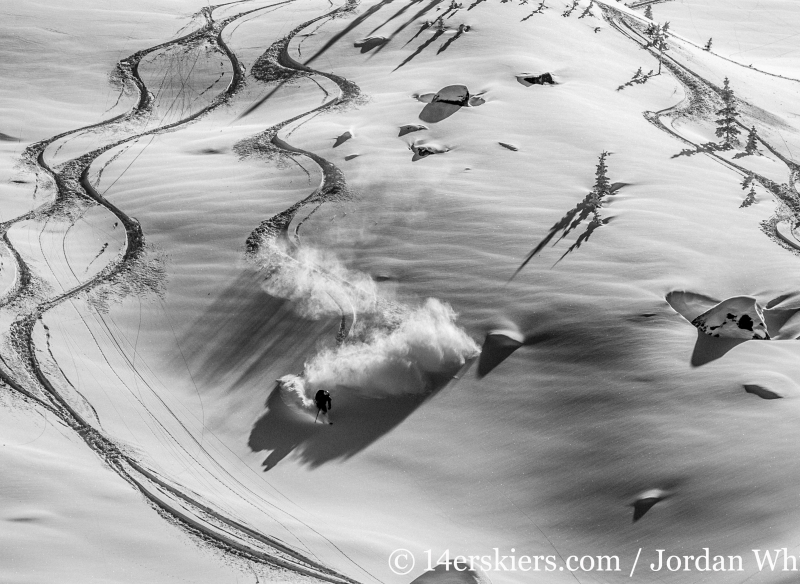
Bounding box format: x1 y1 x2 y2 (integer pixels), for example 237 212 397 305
600 2 800 251
0 2 363 581
7 0 800 580
240 20 480 456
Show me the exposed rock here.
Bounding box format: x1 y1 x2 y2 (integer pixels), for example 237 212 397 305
418 85 485 123
399 124 427 137
432 84 471 106
410 142 448 161
353 36 388 53
517 72 556 86
691 296 770 340
333 131 352 148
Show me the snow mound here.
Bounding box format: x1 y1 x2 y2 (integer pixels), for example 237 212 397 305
417 84 484 123
516 72 555 86
399 124 427 137
410 562 492 584
691 296 770 340
477 329 524 378
411 141 449 161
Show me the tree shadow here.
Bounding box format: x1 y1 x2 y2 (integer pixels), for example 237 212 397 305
303 0 396 66
249 371 458 470
367 0 425 36
394 28 445 71
437 24 469 54
510 155 617 279
375 0 446 53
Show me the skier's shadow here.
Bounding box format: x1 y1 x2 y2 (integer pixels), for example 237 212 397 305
249 374 453 470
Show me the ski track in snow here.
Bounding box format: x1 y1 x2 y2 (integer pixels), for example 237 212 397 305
598 1 800 249
0 1 361 581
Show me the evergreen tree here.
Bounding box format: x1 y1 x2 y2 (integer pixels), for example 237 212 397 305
744 126 758 155
645 22 670 74
740 184 757 208
714 77 741 148
589 151 611 206
644 5 652 19
704 38 713 51
578 0 595 19
562 0 578 17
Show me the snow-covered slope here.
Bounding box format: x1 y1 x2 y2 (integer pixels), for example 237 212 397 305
2 0 800 583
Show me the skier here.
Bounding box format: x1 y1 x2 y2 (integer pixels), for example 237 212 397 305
314 389 333 425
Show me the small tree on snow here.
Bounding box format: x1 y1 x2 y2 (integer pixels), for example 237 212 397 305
704 38 713 51
744 126 759 154
510 152 614 277
590 151 611 204
740 184 757 208
734 126 760 158
644 5 652 19
578 0 595 19
645 22 670 75
715 77 741 149
562 0 579 17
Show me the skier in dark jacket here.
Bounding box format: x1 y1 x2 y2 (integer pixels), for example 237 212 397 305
314 389 332 425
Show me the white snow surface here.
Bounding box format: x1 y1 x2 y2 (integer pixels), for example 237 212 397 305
3 0 800 583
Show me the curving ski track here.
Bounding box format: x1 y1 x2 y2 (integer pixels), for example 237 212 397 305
597 2 800 245
0 1 363 581
241 0 360 252
237 0 384 344
10 0 797 579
